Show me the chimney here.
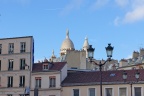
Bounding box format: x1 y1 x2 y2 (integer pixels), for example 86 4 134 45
132 51 139 58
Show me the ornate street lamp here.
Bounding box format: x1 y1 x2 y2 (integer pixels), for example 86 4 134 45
122 70 140 96
87 43 114 96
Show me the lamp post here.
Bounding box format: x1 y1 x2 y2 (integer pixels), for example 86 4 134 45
87 43 114 96
123 70 140 96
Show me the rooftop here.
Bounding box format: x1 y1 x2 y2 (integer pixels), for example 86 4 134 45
62 69 144 86
32 62 66 72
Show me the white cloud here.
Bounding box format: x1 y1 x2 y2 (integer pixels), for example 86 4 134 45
114 16 120 26
114 0 144 24
60 0 83 16
123 6 144 23
125 54 132 59
90 0 109 10
115 0 129 7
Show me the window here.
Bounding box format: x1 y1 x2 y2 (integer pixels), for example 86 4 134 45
20 59 25 70
8 59 13 71
20 42 26 53
19 94 25 96
19 76 25 87
89 88 95 96
0 44 2 54
49 76 56 88
0 60 1 71
9 43 14 54
7 76 13 87
7 94 12 96
105 88 112 96
0 77 1 86
35 77 41 88
119 88 126 96
73 89 79 96
43 64 48 70
134 87 141 96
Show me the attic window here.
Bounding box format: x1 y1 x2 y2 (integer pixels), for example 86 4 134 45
43 64 48 70
110 73 116 77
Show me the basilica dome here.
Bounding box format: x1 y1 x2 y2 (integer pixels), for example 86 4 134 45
60 29 75 55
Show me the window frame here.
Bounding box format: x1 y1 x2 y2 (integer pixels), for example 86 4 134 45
19 76 25 87
73 89 80 96
88 88 96 96
0 44 2 54
35 77 41 88
118 87 127 96
7 76 13 87
134 87 142 96
8 43 14 54
49 76 56 88
20 42 26 53
8 59 13 71
104 87 114 96
43 64 49 70
0 60 1 71
20 58 25 70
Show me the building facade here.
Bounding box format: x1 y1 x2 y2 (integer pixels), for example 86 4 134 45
118 49 144 70
30 60 67 96
62 69 144 96
0 36 34 96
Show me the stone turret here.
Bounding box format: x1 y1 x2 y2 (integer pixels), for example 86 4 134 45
132 51 139 58
140 48 144 56
83 37 89 58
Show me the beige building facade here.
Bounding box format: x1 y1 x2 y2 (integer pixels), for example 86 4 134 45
0 36 34 96
62 69 144 96
30 61 67 96
62 84 144 96
118 48 144 70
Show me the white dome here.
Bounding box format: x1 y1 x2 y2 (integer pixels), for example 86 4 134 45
60 29 75 54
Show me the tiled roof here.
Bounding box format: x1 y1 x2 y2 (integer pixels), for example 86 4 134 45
32 62 66 72
62 69 144 86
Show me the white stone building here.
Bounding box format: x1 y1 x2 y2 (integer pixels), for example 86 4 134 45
0 36 34 96
30 60 67 96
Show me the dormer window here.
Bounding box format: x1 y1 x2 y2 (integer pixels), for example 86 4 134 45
43 64 48 70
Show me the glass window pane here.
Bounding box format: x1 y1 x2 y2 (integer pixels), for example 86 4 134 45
106 88 112 96
73 89 79 96
135 87 141 96
119 88 126 96
89 88 95 96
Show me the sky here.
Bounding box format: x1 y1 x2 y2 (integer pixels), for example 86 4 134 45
0 0 144 62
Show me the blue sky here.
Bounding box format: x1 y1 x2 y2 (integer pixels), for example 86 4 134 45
0 0 144 62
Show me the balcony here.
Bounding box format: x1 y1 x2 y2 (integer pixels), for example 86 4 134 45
19 84 25 87
8 50 14 54
8 68 13 71
49 84 56 88
20 50 25 53
7 84 12 87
